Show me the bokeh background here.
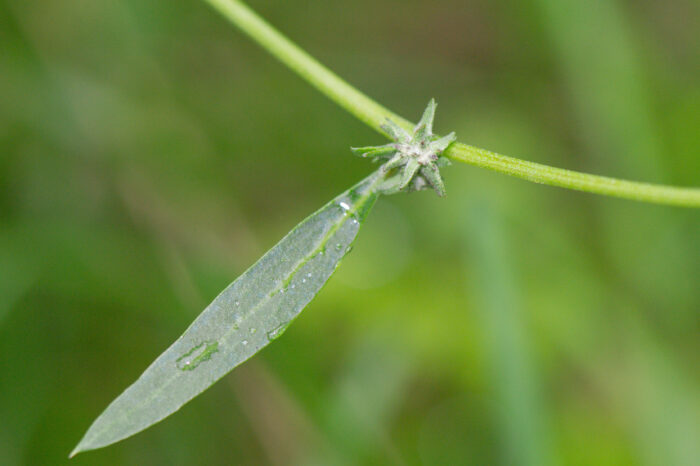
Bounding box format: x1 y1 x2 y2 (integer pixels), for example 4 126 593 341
1 0 699 464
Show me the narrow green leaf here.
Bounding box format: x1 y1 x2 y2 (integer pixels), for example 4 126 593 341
429 132 457 154
350 144 395 158
413 98 436 140
380 119 411 144
421 164 446 197
398 159 420 190
71 173 382 457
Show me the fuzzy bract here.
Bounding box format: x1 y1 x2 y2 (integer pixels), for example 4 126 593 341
351 99 456 196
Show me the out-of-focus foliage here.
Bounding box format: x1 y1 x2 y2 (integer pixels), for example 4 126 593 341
0 0 698 465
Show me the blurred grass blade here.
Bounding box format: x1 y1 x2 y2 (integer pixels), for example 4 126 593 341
462 199 554 466
71 173 381 457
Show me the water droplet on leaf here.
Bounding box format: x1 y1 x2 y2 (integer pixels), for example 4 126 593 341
267 322 291 341
176 341 219 371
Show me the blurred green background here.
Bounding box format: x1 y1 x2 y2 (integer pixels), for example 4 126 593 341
1 0 699 464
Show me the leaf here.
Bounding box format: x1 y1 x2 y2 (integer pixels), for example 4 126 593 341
71 172 382 457
413 98 436 140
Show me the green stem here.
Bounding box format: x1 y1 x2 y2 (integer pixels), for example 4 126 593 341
203 0 700 208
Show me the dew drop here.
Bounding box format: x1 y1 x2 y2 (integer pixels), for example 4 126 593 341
234 300 240 307
338 201 351 214
307 273 312 278
176 341 219 371
335 243 343 251
242 340 249 346
250 328 257 335
290 284 295 289
267 322 291 341
302 278 306 283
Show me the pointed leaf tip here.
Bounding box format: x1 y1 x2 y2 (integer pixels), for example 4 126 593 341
399 159 421 189
421 164 446 196
351 144 396 159
430 132 457 153
381 119 411 143
415 99 437 137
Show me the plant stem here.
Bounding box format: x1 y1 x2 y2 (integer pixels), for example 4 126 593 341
203 0 700 208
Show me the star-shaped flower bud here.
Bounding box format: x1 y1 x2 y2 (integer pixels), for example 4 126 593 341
351 99 456 196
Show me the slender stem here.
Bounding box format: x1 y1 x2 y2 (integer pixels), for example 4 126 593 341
203 0 700 208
